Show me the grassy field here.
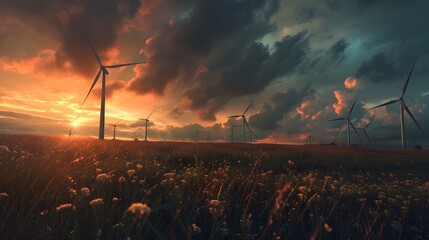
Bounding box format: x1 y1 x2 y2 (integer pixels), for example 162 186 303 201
0 134 428 239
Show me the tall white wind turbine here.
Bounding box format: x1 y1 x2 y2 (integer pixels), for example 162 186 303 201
80 34 147 140
140 109 156 142
228 101 253 143
329 99 360 147
369 65 424 149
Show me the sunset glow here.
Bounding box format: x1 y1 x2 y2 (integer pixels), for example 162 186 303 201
0 0 428 147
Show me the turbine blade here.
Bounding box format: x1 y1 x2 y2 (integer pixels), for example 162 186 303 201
403 102 425 134
364 130 370 141
105 61 147 68
243 118 250 130
228 115 242 118
115 119 123 125
147 109 156 119
401 64 415 98
349 98 357 116
243 101 253 116
366 118 374 128
329 117 347 121
73 113 81 122
84 33 103 66
350 121 360 137
80 69 102 108
369 99 399 110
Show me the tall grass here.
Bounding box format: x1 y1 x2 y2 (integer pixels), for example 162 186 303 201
0 135 428 239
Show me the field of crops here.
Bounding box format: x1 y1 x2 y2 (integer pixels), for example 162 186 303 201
0 135 428 239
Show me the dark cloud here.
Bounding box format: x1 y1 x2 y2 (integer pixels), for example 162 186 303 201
128 120 155 129
306 38 349 73
249 84 315 131
356 52 398 83
296 7 318 23
0 0 141 77
127 0 312 121
93 80 125 99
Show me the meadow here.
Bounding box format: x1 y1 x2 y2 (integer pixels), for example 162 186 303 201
0 134 428 239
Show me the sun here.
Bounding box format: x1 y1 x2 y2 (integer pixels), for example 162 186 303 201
72 121 80 127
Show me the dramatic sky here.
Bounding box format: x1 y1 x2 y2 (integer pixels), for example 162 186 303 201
1 0 428 147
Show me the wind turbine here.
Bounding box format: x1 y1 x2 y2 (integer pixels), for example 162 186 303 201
63 114 80 137
245 125 258 143
140 109 156 141
227 119 241 143
369 65 424 149
228 102 253 143
63 128 74 137
193 125 207 143
109 119 123 140
305 131 314 145
356 118 374 147
329 99 360 147
80 33 147 140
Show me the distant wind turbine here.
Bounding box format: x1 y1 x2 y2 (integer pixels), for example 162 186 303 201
109 119 123 140
228 119 241 143
228 101 253 143
80 33 147 140
63 114 80 137
305 131 314 145
140 109 156 141
193 125 207 143
245 125 258 143
369 65 424 149
329 99 360 147
356 118 374 147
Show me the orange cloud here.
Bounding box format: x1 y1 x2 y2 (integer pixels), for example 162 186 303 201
333 90 347 115
0 49 56 75
344 76 358 89
296 100 311 119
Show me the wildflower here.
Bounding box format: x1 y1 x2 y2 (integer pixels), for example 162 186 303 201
112 197 119 204
127 203 151 217
96 173 109 182
113 223 125 229
90 198 104 206
288 160 295 165
0 145 10 153
0 192 9 199
56 203 75 212
96 168 103 173
136 164 143 171
127 169 136 177
163 172 175 178
81 187 90 197
118 176 126 183
324 223 333 233
191 223 202 234
68 188 77 196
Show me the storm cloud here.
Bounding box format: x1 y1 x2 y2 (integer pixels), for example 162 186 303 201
249 84 315 131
